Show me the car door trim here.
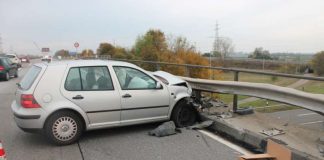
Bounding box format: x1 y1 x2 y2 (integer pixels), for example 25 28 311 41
86 105 169 113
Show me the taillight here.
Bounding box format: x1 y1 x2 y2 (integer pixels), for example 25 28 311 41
21 94 41 108
0 66 4 71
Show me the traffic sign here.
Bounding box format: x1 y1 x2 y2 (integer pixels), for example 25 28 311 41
41 48 50 52
74 42 79 48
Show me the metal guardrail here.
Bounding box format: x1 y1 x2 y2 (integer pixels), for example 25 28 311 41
105 59 324 115
62 56 324 114
181 77 324 115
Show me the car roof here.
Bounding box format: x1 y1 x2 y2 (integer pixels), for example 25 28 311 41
39 59 139 68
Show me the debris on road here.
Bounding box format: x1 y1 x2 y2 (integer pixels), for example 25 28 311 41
201 97 228 109
235 107 254 115
260 128 285 137
188 120 214 130
148 121 178 137
197 96 232 117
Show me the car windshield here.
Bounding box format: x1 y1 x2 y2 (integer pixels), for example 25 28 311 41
19 66 42 90
5 55 15 58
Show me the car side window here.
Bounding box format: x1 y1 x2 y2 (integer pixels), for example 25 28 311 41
65 66 114 91
65 68 82 91
113 66 157 90
80 66 114 90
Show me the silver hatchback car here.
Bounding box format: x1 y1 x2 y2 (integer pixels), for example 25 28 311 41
12 60 197 145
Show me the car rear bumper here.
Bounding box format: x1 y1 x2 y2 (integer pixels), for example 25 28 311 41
11 101 46 130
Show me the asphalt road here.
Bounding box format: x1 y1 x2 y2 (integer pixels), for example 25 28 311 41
269 109 323 131
0 61 240 160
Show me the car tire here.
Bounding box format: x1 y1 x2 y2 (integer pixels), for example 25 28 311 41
171 99 197 127
44 111 83 146
4 72 10 81
14 70 18 78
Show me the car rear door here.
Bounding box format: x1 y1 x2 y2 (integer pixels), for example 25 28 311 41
112 66 170 124
61 66 122 126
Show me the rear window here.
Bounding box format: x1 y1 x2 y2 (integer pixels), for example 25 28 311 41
20 66 42 90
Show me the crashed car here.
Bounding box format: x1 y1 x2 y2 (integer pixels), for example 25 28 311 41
12 60 197 145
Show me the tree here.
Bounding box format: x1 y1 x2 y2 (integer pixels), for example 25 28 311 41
312 51 324 76
54 49 69 58
213 37 234 59
134 29 168 70
97 43 115 57
80 49 94 58
249 47 272 60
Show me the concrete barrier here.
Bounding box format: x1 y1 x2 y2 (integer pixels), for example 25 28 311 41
200 114 320 160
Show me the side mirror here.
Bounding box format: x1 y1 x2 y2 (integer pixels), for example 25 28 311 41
156 82 162 89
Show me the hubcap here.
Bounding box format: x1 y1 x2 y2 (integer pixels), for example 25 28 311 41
52 117 77 141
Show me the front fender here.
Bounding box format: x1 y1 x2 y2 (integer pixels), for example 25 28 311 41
168 91 191 118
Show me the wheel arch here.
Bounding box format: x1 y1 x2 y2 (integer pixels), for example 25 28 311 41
43 108 87 131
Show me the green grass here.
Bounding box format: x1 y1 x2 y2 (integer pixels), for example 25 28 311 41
239 99 299 113
218 94 248 104
220 72 298 86
297 81 324 94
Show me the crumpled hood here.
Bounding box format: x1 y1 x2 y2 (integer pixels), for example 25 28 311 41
152 71 186 85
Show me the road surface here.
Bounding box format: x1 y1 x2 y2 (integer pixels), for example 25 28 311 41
0 60 241 160
269 109 323 131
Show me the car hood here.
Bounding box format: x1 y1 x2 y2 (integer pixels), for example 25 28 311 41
152 71 186 85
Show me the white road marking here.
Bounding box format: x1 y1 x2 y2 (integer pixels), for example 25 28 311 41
300 121 323 125
297 113 317 117
198 129 252 155
18 68 22 71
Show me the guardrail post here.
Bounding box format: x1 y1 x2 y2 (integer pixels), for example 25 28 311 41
185 65 190 77
233 71 239 112
156 63 161 71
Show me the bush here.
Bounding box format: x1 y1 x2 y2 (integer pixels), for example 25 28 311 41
312 51 324 76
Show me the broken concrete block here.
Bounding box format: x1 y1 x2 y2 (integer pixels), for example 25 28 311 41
148 121 177 137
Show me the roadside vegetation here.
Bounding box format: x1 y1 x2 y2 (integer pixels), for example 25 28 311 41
54 29 221 79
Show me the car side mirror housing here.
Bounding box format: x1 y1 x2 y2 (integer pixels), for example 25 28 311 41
156 82 162 89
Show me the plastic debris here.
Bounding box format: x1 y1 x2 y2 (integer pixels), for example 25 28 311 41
260 128 285 137
236 107 254 115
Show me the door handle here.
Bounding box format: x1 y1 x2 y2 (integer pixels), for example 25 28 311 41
122 93 132 98
72 95 84 100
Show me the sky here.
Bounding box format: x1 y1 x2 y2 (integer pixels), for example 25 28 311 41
0 0 323 55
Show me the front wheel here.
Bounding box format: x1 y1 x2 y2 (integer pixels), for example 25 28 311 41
44 111 83 145
14 70 18 78
171 99 197 127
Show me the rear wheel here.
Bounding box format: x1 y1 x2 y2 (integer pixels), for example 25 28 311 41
44 111 83 145
171 99 197 127
4 72 10 81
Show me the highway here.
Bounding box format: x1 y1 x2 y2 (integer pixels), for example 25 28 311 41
0 61 241 160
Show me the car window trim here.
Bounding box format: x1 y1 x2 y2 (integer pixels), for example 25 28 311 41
112 65 163 90
64 66 115 91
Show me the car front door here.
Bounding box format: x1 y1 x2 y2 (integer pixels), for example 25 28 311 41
113 66 170 124
61 66 121 127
